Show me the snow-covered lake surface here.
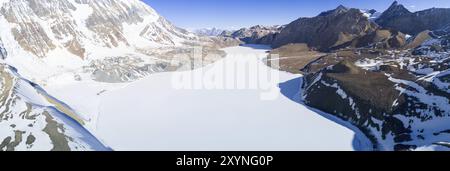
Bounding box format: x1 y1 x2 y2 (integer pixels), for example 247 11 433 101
87 45 359 151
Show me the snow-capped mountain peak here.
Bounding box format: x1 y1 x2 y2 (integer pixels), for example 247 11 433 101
0 0 204 87
193 27 226 37
0 0 196 60
360 9 381 21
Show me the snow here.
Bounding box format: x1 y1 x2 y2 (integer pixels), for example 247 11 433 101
355 59 382 71
15 79 52 107
45 80 126 130
415 145 450 151
433 70 450 93
0 0 196 86
0 0 367 151
360 9 381 21
320 81 348 99
405 34 412 40
89 45 356 151
0 67 110 151
193 28 225 37
388 74 450 125
422 38 441 46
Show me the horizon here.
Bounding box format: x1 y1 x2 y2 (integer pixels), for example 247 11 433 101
144 0 450 30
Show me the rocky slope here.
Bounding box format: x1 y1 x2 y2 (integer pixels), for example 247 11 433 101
0 63 109 151
298 48 450 150
272 5 378 51
376 1 450 35
413 26 450 58
344 29 407 49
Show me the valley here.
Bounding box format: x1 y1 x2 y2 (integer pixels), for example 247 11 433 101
91 45 363 151
0 0 449 151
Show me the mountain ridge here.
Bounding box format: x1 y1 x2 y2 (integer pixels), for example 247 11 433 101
272 5 378 50
376 1 450 35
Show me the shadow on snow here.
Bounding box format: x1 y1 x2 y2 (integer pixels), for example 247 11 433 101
278 76 374 151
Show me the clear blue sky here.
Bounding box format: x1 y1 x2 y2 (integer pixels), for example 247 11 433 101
143 0 450 30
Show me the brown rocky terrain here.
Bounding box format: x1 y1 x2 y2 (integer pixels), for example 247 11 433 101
405 30 432 49
266 44 325 74
346 29 407 49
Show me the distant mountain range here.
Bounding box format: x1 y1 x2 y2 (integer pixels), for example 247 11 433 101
193 28 227 37
224 1 450 52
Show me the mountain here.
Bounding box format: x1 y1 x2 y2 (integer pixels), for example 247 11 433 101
0 0 234 151
272 5 378 50
345 29 407 49
219 30 234 37
263 4 450 150
224 25 284 44
193 28 226 37
1 0 449 151
0 0 236 86
300 47 450 150
376 1 450 35
0 0 196 59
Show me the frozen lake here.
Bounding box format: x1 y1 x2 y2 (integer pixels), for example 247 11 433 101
93 45 361 151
